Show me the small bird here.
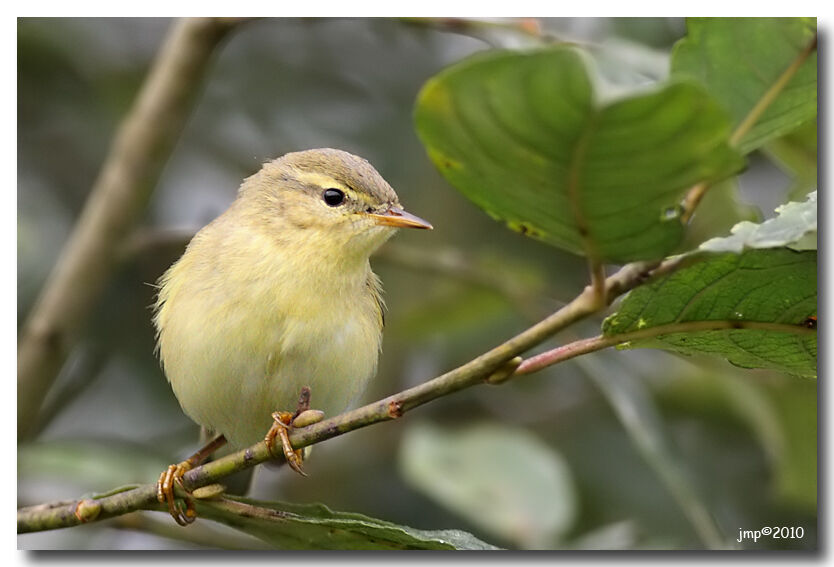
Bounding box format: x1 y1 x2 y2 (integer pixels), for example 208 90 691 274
152 148 431 524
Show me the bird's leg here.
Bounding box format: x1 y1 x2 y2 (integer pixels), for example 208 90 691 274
293 385 312 417
264 386 324 476
157 434 227 526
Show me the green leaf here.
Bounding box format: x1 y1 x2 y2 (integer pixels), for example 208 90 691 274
398 422 576 549
415 47 744 263
603 248 816 377
196 497 498 550
671 18 817 153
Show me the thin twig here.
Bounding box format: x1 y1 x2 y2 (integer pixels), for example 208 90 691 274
588 259 607 310
17 18 246 440
516 321 816 376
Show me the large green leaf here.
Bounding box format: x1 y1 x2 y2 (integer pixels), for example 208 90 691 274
415 47 744 263
604 248 816 377
671 18 817 153
196 497 498 550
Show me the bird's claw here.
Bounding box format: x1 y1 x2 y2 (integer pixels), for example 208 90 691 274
263 386 324 476
156 434 228 526
265 411 308 476
157 461 196 526
264 385 326 476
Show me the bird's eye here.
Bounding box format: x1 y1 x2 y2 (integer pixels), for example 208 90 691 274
322 188 345 207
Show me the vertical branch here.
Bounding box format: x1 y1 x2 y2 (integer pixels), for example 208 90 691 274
17 18 245 440
588 258 607 308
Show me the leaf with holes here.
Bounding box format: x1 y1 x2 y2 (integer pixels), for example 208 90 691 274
415 47 744 263
671 17 817 154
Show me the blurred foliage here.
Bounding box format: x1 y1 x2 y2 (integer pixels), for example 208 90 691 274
765 120 818 202
671 17 817 153
399 422 576 549
18 17 816 550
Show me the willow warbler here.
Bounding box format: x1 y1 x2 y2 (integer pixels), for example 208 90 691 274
153 148 431 523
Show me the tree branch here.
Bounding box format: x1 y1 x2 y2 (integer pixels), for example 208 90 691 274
17 18 247 440
516 320 816 376
17 254 683 534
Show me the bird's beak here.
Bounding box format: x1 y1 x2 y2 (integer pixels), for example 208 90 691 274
368 206 433 230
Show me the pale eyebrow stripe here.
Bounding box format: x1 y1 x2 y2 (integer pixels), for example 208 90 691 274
294 171 344 189
293 170 377 206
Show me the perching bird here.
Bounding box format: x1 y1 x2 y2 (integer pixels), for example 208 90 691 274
153 148 431 524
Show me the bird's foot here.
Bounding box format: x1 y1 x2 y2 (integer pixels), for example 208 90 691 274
264 387 324 476
157 461 195 526
157 434 227 526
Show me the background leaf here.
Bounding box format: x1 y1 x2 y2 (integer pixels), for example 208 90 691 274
671 17 817 153
415 47 744 263
658 369 817 512
197 497 499 550
576 355 727 549
398 422 576 549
